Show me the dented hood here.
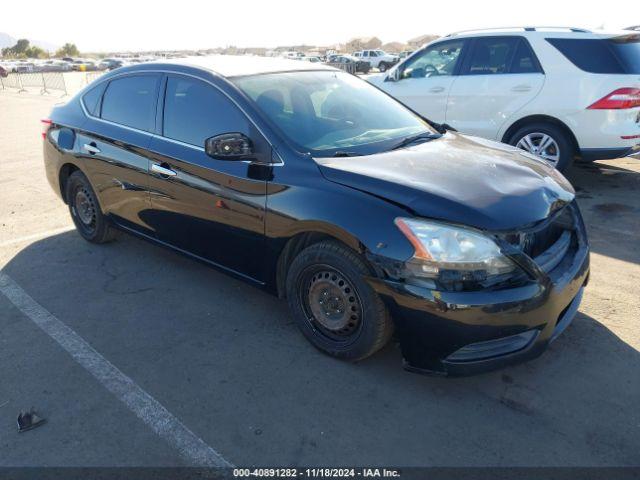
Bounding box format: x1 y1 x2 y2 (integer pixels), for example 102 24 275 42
315 133 575 231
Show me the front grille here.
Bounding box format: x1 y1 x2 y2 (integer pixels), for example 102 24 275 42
501 203 578 274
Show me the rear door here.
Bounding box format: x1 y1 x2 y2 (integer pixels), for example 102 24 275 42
381 39 467 123
445 36 545 139
79 73 160 235
146 74 269 281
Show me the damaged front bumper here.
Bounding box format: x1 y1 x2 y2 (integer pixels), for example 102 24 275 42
366 204 590 376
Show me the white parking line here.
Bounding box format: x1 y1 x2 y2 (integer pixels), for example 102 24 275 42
0 271 232 468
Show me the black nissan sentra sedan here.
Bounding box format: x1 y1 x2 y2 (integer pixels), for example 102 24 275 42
42 56 589 376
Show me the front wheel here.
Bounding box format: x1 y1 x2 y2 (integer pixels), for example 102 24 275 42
508 123 574 172
378 62 389 72
285 241 393 361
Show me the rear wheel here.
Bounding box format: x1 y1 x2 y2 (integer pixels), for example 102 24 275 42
66 170 115 243
508 122 574 172
285 241 393 361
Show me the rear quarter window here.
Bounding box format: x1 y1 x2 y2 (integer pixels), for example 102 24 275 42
609 35 640 74
82 82 107 116
546 36 640 74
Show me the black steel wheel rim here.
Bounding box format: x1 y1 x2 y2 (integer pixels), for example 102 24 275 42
72 186 97 234
299 264 364 344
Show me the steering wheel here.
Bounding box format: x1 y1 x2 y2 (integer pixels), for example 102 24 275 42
423 64 438 76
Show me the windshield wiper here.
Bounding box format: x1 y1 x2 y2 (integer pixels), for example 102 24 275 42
390 132 442 151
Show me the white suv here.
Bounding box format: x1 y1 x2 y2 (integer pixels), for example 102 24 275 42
354 50 400 72
367 27 640 171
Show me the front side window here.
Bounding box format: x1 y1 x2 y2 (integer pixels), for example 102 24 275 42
163 76 249 147
465 37 520 75
232 71 433 156
101 75 159 131
400 40 464 79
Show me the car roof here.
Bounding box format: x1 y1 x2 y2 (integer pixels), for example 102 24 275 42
145 55 337 77
443 27 635 40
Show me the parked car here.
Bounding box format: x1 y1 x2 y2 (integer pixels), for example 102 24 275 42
367 27 640 171
354 49 400 72
13 61 36 73
42 57 589 376
99 58 126 71
399 50 414 59
0 65 8 78
327 54 371 73
71 59 98 71
38 60 73 72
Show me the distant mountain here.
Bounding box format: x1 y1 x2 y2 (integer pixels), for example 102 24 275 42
0 32 16 49
0 32 59 52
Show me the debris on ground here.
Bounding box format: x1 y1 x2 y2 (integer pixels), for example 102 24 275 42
17 409 46 433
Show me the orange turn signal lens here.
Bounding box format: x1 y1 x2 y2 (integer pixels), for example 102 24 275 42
394 218 433 261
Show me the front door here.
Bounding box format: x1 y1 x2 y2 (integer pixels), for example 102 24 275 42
381 39 467 123
145 74 269 282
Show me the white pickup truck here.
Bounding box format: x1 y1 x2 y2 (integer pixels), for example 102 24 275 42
353 50 399 72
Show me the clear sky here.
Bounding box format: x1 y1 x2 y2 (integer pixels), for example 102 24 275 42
3 0 638 52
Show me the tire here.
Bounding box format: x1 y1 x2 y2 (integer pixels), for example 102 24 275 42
66 170 115 243
378 62 388 72
285 241 393 361
508 122 574 172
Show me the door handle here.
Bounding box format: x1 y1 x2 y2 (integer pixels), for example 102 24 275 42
429 86 445 93
83 143 100 155
151 163 177 177
511 85 532 92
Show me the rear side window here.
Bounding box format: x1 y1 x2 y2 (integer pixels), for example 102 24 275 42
162 76 249 147
463 36 542 75
466 37 519 74
101 75 159 131
546 36 640 74
82 82 107 116
511 39 543 73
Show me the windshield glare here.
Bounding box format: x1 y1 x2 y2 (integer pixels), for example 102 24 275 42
232 71 432 156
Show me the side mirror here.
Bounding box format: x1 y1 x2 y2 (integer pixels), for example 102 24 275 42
205 133 253 160
386 67 400 82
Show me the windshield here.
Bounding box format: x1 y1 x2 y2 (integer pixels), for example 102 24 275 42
232 71 433 156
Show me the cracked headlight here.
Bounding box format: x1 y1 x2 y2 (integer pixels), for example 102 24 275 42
395 217 516 282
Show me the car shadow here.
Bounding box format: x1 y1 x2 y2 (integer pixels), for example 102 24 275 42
1 228 639 465
565 161 640 265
